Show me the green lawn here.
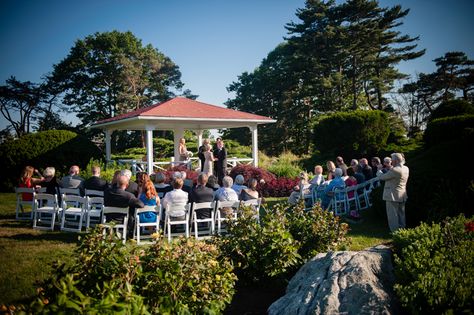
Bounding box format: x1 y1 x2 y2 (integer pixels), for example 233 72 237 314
0 193 391 306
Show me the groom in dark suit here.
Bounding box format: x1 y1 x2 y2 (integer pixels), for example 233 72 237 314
213 137 227 186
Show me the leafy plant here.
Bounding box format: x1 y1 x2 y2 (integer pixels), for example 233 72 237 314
392 214 474 314
286 201 350 260
266 151 303 178
214 205 300 283
138 237 236 314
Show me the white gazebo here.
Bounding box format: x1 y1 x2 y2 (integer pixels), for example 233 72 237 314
91 97 276 174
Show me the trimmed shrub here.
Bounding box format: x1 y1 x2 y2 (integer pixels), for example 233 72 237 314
423 114 474 148
392 215 474 314
406 137 474 224
0 130 102 191
30 227 236 314
313 110 390 160
429 99 474 122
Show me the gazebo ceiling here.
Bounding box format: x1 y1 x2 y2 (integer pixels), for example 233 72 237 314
91 97 276 130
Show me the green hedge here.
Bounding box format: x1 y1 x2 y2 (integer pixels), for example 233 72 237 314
0 130 102 191
423 114 474 148
392 215 474 314
313 110 390 159
429 99 474 122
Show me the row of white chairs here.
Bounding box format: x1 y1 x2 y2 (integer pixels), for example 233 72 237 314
306 177 380 215
15 187 104 220
14 187 261 244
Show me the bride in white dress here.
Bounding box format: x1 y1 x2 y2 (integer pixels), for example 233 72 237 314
202 144 215 176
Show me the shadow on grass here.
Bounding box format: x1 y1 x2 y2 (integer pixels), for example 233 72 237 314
1 232 80 244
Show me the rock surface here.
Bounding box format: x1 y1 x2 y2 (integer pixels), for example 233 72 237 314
268 245 399 315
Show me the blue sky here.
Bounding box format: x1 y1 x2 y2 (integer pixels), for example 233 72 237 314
0 0 473 129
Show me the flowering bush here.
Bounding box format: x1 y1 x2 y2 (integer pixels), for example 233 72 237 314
161 165 199 184
392 214 474 314
29 227 236 314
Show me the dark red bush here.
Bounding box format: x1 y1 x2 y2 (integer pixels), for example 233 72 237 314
259 177 299 197
229 164 276 184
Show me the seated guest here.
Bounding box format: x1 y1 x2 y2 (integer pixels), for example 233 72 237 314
350 159 365 184
240 178 259 201
110 170 122 188
288 172 311 205
382 157 392 173
154 172 172 197
345 167 358 198
181 171 193 194
121 169 139 197
321 168 346 209
59 165 84 191
161 178 188 219
336 156 348 176
189 173 215 219
309 165 325 188
326 161 336 180
371 157 381 178
231 174 247 195
19 166 43 201
214 176 239 217
104 174 144 228
138 174 160 225
41 167 60 196
83 165 108 191
359 158 373 180
206 175 220 191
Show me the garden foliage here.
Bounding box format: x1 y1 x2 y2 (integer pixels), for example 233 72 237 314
214 202 350 283
0 130 102 191
392 215 474 314
30 228 236 314
313 110 390 160
423 114 474 148
428 99 474 122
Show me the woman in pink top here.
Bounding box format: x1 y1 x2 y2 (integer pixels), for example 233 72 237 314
345 167 358 199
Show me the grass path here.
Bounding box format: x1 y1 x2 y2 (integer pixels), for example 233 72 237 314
0 193 391 305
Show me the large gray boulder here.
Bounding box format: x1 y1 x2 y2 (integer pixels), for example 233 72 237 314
268 245 399 315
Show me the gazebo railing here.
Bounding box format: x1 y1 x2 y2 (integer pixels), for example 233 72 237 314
115 157 254 174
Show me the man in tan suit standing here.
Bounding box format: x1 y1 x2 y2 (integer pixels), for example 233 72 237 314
376 153 409 232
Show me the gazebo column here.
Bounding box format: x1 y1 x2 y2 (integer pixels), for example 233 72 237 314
195 129 204 169
105 129 112 162
249 125 258 167
145 127 154 175
173 128 185 164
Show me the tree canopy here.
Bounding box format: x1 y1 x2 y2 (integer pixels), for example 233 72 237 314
47 31 188 127
225 0 424 154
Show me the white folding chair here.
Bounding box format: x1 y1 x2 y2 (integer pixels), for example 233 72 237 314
33 193 62 231
134 205 162 244
215 200 240 235
357 182 371 210
164 203 190 242
84 189 104 197
86 196 104 229
240 198 262 223
190 201 215 239
327 187 347 216
102 206 129 243
344 185 359 214
59 187 81 196
60 195 87 232
15 187 35 220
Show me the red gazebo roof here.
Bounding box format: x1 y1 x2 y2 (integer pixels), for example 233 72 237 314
94 97 274 126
